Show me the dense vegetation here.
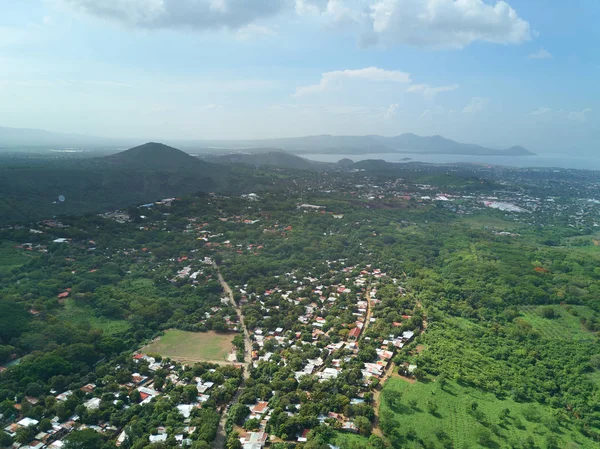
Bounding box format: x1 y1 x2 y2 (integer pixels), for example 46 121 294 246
0 151 599 448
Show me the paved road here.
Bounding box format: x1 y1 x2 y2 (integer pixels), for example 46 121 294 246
212 262 252 449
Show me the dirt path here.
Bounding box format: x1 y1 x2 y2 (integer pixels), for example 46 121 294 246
371 298 427 438
371 361 396 437
361 284 373 339
212 262 252 449
416 298 428 331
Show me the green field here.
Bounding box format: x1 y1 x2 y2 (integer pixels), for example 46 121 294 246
58 298 130 335
379 378 595 449
0 241 31 274
520 305 596 342
332 432 374 448
141 329 234 363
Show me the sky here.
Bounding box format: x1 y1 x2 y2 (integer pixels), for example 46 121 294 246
0 0 598 153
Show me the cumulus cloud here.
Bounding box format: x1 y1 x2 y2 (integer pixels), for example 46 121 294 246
236 24 277 41
61 0 531 50
294 67 411 96
61 0 285 30
528 47 552 59
367 0 531 49
463 97 489 113
406 83 459 98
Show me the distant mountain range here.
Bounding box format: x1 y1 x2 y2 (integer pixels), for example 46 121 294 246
191 133 535 156
0 126 118 147
0 125 534 156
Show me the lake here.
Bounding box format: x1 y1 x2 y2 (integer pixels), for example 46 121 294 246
299 152 600 171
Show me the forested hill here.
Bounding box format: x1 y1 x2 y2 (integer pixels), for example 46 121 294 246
102 142 207 170
212 151 332 171
0 143 235 224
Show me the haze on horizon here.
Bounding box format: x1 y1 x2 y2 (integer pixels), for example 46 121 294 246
1 1 598 155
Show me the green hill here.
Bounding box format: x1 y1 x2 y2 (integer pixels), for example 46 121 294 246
0 143 224 223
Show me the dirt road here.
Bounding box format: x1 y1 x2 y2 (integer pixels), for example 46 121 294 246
212 262 252 449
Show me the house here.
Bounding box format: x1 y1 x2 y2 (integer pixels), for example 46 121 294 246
84 398 101 410
80 383 96 394
249 401 269 416
318 368 340 381
348 327 361 339
18 417 40 427
239 431 268 449
149 434 168 443
177 404 196 419
297 428 310 442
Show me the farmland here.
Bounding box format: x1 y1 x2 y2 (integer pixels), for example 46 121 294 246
379 377 593 449
520 304 597 342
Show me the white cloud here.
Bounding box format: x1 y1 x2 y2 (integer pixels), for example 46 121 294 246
368 0 531 49
236 24 277 41
61 0 285 30
294 0 325 16
463 97 489 113
406 83 459 98
567 108 592 121
197 103 220 110
294 67 411 97
62 0 531 50
383 103 399 119
528 48 552 59
528 107 592 121
529 106 552 115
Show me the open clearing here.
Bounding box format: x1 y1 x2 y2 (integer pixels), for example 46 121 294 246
0 242 31 274
379 378 596 449
142 329 234 363
58 298 130 335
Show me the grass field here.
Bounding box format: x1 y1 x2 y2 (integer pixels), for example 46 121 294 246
0 241 32 274
520 305 596 342
379 378 595 449
332 432 373 448
141 329 234 363
58 298 130 336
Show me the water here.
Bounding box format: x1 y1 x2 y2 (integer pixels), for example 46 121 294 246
299 153 600 171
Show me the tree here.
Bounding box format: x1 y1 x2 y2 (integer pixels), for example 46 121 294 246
229 403 250 425
39 418 53 432
64 429 104 449
0 300 29 342
426 400 438 415
182 385 199 403
354 416 372 436
14 426 36 444
476 428 494 448
243 418 261 431
226 434 242 449
191 442 211 449
540 306 557 319
0 432 13 448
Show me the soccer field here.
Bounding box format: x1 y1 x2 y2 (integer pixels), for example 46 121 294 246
142 329 234 363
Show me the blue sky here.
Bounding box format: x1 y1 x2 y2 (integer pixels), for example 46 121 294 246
0 0 598 153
